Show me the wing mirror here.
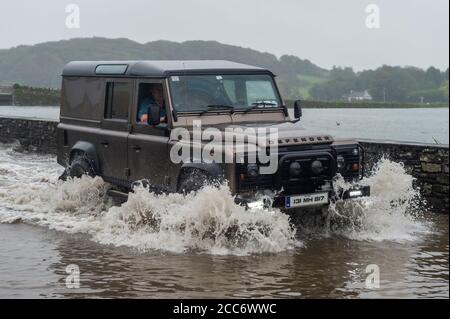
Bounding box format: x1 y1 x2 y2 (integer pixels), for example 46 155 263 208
147 104 161 126
293 100 303 122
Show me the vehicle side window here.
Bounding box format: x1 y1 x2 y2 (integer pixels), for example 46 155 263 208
104 82 131 120
136 83 167 124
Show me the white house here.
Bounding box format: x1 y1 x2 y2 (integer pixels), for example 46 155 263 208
343 90 373 102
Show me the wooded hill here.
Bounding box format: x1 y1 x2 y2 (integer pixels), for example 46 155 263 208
0 37 448 103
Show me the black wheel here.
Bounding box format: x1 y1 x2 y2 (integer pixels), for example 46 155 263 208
60 153 96 180
178 169 211 194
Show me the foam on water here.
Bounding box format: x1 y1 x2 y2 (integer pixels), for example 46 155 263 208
324 158 431 241
95 185 298 254
0 144 296 255
0 144 432 255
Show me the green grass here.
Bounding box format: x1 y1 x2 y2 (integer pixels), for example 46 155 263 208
296 75 328 99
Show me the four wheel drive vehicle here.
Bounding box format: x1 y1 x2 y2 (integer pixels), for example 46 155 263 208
57 60 370 210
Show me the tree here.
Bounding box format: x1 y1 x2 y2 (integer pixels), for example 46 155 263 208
309 65 450 103
425 67 443 86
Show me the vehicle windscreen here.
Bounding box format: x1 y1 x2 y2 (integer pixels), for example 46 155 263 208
168 74 282 113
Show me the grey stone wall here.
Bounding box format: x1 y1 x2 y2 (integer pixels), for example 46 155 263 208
359 140 449 214
0 117 448 213
0 94 13 105
0 85 14 105
0 117 58 154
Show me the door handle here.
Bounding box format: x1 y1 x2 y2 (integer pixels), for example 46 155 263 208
100 140 109 147
132 145 141 152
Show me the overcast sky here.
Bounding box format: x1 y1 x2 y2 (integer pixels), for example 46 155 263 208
1 0 448 71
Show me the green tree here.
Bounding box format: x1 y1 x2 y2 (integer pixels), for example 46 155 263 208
425 66 443 86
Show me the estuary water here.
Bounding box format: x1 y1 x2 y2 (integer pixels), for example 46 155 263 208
0 106 449 144
0 143 448 298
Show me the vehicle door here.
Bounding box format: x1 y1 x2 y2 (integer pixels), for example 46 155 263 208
127 80 170 190
97 79 133 184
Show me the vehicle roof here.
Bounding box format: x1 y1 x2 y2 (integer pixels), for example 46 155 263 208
62 60 274 77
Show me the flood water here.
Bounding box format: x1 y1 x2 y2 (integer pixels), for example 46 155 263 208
0 143 448 299
0 106 449 144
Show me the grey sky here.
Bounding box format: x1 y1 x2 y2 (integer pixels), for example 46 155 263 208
0 0 448 71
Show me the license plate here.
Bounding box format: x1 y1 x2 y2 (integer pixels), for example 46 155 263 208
285 192 329 208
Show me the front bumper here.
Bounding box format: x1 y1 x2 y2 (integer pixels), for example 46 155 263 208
236 185 371 210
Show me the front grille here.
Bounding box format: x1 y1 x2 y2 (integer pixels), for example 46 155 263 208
277 151 335 193
236 164 274 191
236 147 336 193
278 155 333 181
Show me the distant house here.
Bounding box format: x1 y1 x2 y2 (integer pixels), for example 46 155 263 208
342 90 373 102
0 85 14 106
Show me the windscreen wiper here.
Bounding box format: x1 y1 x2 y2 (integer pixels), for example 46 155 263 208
207 104 235 110
244 101 277 113
197 104 235 115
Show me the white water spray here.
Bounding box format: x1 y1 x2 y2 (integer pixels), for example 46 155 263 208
0 145 431 254
325 158 431 241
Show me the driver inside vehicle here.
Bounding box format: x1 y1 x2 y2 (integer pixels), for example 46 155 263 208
137 84 167 124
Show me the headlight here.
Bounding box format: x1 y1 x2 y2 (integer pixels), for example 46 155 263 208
289 161 302 176
247 163 259 177
337 155 345 170
311 160 324 175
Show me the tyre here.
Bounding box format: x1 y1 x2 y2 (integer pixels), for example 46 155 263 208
59 153 95 180
178 169 211 194
58 168 69 181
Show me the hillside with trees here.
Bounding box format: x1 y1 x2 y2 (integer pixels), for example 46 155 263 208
0 37 448 103
310 66 449 104
0 38 327 100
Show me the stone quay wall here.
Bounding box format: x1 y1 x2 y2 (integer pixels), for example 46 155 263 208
0 117 448 213
359 140 449 214
0 117 58 154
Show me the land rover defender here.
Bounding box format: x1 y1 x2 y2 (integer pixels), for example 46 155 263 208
57 60 369 210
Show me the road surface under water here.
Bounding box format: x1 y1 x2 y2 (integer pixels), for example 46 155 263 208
0 143 448 298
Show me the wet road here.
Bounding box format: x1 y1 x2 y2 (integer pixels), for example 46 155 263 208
0 217 448 299
0 144 448 298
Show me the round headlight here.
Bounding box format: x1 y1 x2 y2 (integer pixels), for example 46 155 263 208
337 155 345 170
247 163 259 177
289 161 302 176
311 160 324 175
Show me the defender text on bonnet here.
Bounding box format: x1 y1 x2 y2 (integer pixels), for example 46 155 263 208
57 60 370 211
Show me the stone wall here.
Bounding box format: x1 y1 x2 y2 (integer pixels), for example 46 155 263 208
0 117 58 154
0 85 14 106
0 94 13 105
0 117 448 213
359 140 449 214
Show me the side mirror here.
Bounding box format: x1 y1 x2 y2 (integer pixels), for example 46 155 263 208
147 104 161 126
294 100 303 121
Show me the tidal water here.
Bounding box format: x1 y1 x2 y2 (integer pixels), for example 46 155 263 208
0 143 448 298
0 106 448 144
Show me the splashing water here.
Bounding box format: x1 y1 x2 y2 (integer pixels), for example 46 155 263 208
0 145 431 255
324 158 431 241
0 144 296 255
93 185 297 255
0 179 296 255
